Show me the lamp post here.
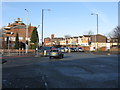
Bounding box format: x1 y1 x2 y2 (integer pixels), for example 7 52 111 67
91 13 98 51
41 9 51 47
25 9 29 53
37 25 40 55
6 32 13 56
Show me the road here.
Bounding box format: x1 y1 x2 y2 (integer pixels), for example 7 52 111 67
2 52 119 88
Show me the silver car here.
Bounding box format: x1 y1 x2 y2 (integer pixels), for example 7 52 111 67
49 49 64 59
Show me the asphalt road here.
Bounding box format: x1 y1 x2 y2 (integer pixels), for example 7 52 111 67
2 52 119 88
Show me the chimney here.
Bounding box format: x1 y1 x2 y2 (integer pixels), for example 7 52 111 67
8 23 10 26
51 34 54 39
18 18 20 21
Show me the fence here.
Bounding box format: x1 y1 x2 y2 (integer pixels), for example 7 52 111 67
0 49 36 56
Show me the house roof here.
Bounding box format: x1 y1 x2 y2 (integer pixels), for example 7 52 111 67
83 35 92 37
79 36 82 38
73 36 78 38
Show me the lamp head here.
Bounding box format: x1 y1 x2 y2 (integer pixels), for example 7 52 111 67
25 9 29 12
43 9 51 11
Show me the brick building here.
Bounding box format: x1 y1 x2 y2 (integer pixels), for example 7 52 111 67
2 18 36 49
91 34 107 43
44 34 63 46
109 38 119 47
90 34 107 49
44 37 51 46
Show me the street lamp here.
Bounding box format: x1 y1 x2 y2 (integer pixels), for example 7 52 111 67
25 9 29 53
6 32 13 56
41 9 51 47
91 13 98 51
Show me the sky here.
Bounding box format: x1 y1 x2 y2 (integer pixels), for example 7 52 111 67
1 2 118 39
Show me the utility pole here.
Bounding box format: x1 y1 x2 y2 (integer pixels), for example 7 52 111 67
91 13 99 51
25 9 29 53
41 9 51 47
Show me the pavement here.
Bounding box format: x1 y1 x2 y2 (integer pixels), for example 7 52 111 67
91 51 119 55
2 52 119 88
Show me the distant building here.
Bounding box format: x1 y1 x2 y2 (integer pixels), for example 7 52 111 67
44 34 63 46
80 35 91 46
78 36 82 45
60 39 66 46
44 33 108 50
59 34 107 48
2 18 36 49
51 34 54 39
44 37 51 46
109 38 119 47
90 34 107 48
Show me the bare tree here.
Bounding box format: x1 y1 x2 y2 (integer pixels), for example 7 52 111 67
113 26 120 47
87 30 94 35
113 26 120 38
107 32 114 39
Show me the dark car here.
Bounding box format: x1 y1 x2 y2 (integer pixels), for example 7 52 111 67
49 49 64 59
64 47 69 52
76 47 84 52
38 46 52 56
69 48 76 52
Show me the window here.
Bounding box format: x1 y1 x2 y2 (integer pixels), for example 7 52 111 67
4 37 7 41
6 32 11 34
19 37 23 40
11 37 15 41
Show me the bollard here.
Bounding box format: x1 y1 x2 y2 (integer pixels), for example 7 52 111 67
44 50 47 56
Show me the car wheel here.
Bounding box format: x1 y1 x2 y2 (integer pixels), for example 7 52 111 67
59 56 61 59
59 55 62 59
49 56 51 59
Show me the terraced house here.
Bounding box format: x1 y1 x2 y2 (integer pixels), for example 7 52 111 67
44 34 108 50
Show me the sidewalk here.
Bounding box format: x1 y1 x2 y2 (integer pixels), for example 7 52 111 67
1 53 36 59
90 51 119 55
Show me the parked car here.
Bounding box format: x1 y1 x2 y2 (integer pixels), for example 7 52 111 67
73 48 77 52
76 47 84 52
64 47 69 52
49 49 64 59
69 48 76 52
2 59 7 64
58 48 65 53
90 47 96 51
